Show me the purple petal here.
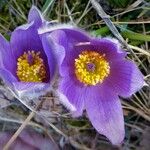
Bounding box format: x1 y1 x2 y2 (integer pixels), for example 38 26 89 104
92 38 125 56
59 75 85 117
75 38 126 62
85 85 125 145
47 30 66 67
19 130 59 150
56 34 126 78
12 140 34 150
59 27 90 43
55 90 76 112
28 6 43 27
39 24 90 42
48 30 72 76
0 130 59 150
13 82 50 99
51 30 85 113
0 132 32 150
40 31 65 81
0 34 16 76
10 21 44 60
10 21 50 81
47 29 88 77
0 68 17 87
10 6 45 60
105 60 144 98
0 133 18 150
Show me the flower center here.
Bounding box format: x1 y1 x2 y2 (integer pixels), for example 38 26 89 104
17 51 46 82
75 50 110 85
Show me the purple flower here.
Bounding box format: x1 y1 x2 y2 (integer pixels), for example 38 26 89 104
0 129 59 150
0 6 60 99
40 26 145 145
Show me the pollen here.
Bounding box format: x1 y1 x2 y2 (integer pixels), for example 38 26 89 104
17 51 46 82
75 50 110 85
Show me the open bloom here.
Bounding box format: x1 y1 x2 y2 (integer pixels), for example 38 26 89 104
0 6 60 99
0 7 76 113
39 26 145 145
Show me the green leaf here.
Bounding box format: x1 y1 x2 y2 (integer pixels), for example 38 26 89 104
121 29 150 42
92 26 110 37
66 119 87 128
129 40 144 46
93 25 150 43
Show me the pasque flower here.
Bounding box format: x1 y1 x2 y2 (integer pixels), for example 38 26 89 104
0 6 61 99
39 26 145 145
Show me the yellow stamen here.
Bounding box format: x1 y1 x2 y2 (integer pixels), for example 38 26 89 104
17 51 46 82
75 50 110 85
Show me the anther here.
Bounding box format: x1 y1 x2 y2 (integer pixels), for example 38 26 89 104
75 50 110 85
16 51 46 82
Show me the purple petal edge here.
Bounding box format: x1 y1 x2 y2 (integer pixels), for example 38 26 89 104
106 60 144 98
85 85 125 145
59 76 85 117
28 6 44 26
12 82 50 100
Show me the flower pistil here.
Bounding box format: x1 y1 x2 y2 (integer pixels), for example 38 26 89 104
75 50 110 85
17 51 46 82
